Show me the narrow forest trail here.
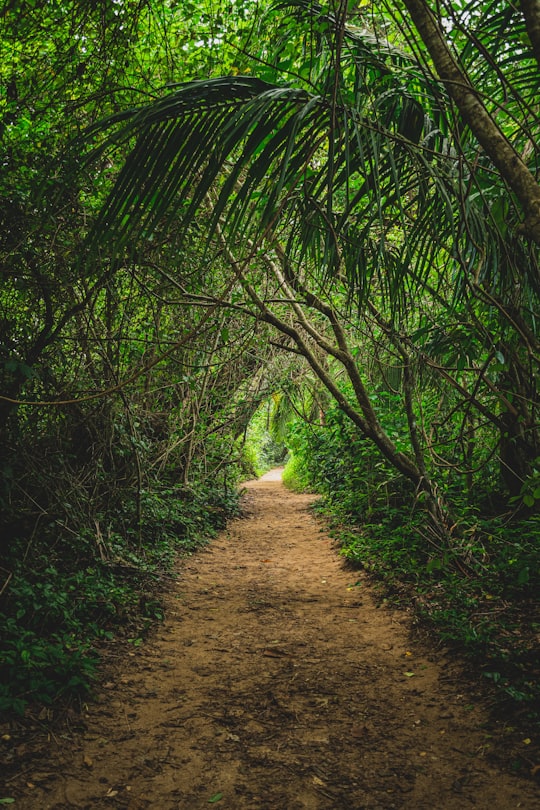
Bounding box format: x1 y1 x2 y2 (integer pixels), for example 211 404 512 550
6 472 540 809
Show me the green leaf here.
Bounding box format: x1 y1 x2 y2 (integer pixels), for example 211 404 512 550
517 567 530 585
208 793 223 803
0 800 16 805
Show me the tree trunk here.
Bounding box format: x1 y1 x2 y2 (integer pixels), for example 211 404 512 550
402 0 540 249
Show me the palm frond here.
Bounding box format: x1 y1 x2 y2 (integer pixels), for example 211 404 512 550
77 1 539 313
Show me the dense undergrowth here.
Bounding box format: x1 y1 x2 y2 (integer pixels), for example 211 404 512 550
0 394 290 717
0 399 248 718
0 477 241 717
282 400 540 718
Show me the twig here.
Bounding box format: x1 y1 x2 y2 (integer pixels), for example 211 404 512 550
0 570 13 596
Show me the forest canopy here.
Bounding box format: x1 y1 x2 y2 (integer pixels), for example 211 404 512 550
1 0 539 715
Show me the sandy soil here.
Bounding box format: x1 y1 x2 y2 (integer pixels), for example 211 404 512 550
2 471 539 808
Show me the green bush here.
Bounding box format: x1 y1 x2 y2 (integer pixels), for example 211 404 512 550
285 393 540 710
0 480 241 715
0 623 99 715
241 402 289 478
282 452 311 491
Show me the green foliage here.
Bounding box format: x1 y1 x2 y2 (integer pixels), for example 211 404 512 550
0 479 241 715
0 625 99 716
242 400 288 477
285 388 412 514
287 392 540 708
0 0 276 714
75 0 540 516
510 461 540 510
3 0 540 723
281 452 311 492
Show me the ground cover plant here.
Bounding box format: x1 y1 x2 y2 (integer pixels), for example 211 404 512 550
282 394 540 717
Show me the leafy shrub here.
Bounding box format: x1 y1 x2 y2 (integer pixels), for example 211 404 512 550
282 451 311 491
0 623 99 715
285 393 540 710
0 479 241 715
242 403 288 477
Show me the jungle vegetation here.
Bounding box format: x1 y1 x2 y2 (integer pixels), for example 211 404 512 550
1 0 539 720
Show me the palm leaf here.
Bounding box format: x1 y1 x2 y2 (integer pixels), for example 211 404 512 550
77 0 539 313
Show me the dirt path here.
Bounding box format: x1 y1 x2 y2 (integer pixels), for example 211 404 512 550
4 472 539 808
